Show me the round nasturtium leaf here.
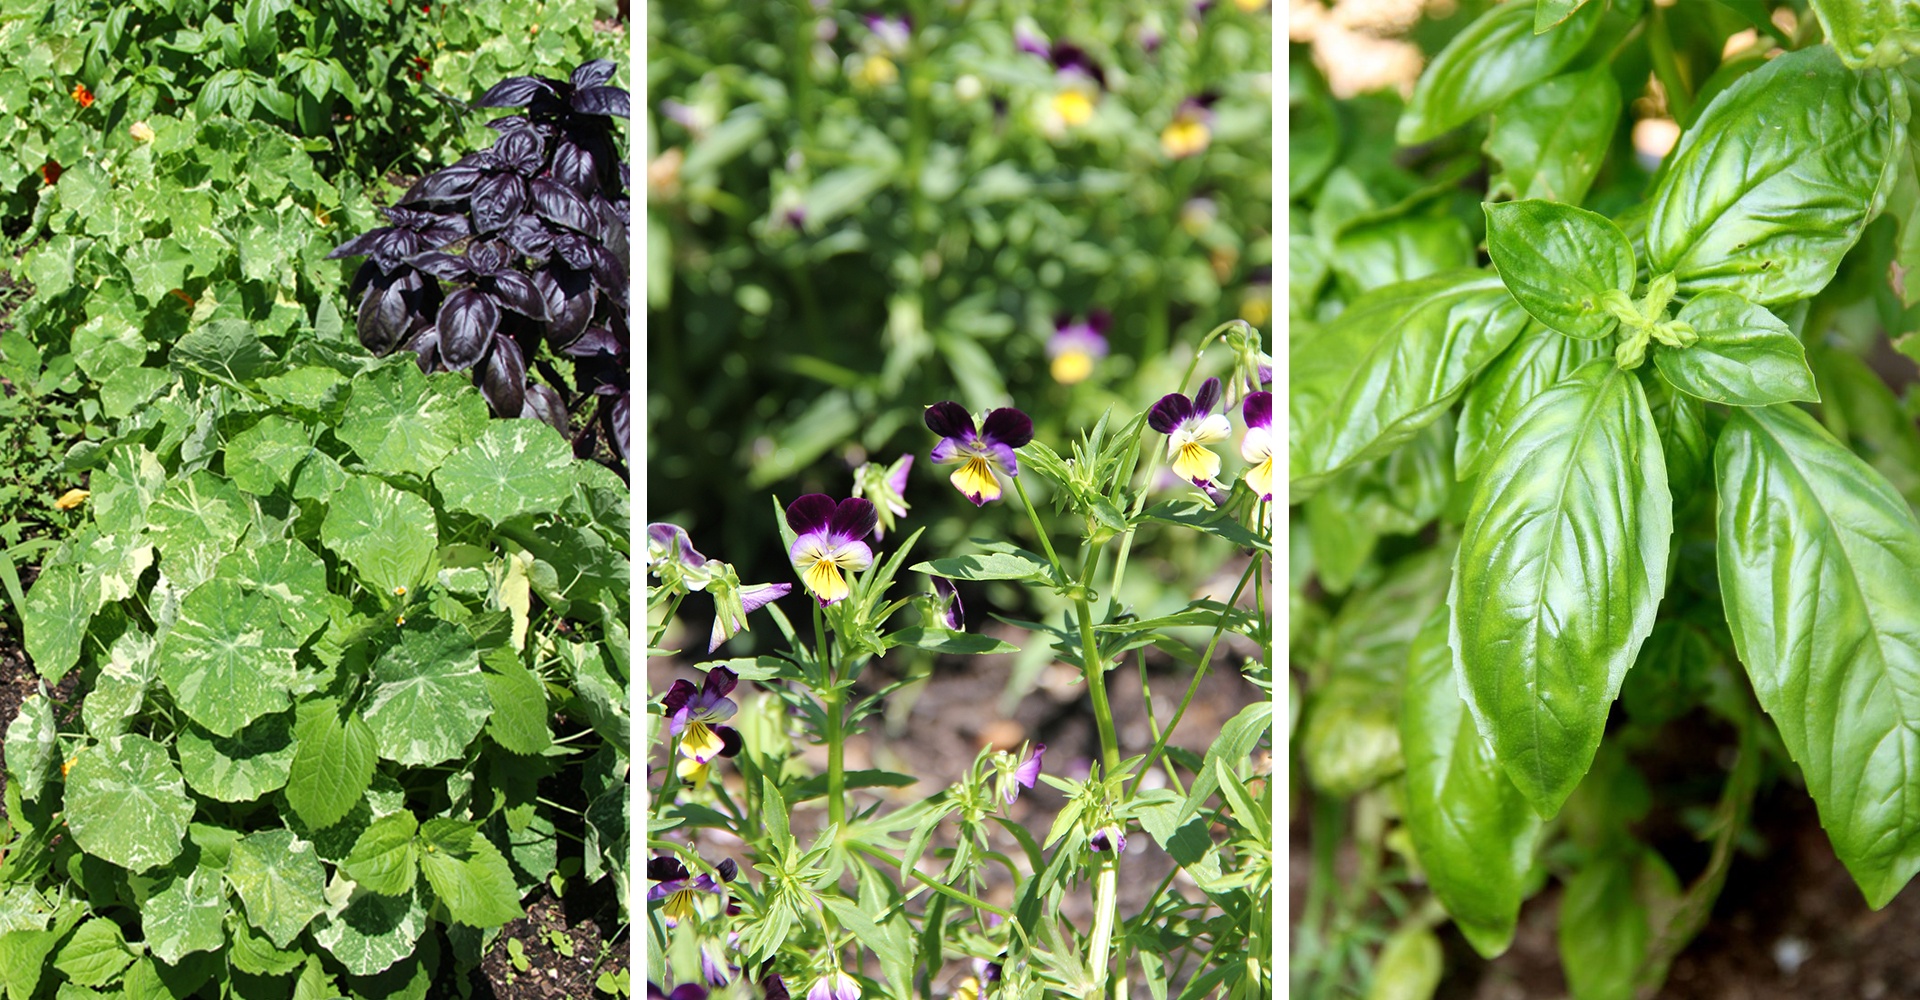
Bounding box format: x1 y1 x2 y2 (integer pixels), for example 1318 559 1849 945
433 420 577 524
176 713 295 803
362 620 491 766
224 415 315 497
311 883 428 976
141 865 228 964
335 360 489 479
143 471 248 591
64 735 194 872
319 476 438 597
226 828 327 949
215 540 331 641
157 579 304 738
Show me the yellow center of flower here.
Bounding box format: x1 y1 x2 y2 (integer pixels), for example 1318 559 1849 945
949 455 1003 503
1240 293 1272 328
676 755 712 788
1051 350 1095 385
1162 119 1211 159
805 558 850 605
681 720 726 763
1173 442 1223 484
1053 90 1095 126
664 888 700 926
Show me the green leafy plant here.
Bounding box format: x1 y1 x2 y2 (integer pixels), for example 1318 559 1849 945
5 327 629 997
1293 1 1920 996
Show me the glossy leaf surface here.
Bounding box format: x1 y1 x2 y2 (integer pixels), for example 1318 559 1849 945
1398 0 1604 144
1485 200 1635 340
1653 291 1819 406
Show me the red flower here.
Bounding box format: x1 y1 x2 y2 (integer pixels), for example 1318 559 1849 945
39 161 60 185
70 82 93 108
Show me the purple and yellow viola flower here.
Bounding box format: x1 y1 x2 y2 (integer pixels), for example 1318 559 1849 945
1241 391 1273 502
925 401 1034 506
1047 312 1110 385
1149 377 1233 488
703 566 791 653
786 494 878 607
646 522 710 584
851 454 913 541
1000 741 1047 805
1161 94 1216 159
663 666 744 764
808 971 862 1000
648 984 708 1000
647 855 736 927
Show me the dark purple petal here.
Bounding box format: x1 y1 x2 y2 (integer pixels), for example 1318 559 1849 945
1242 391 1271 430
648 855 689 884
572 85 630 118
1147 393 1196 434
980 407 1033 448
828 498 878 544
436 288 500 371
480 335 527 417
1194 377 1222 415
786 494 837 536
1089 308 1112 334
670 986 710 1000
715 857 738 882
471 172 527 234
765 975 790 1000
661 679 699 720
701 666 739 701
718 727 744 758
572 60 617 90
478 75 558 108
924 401 974 439
522 383 569 434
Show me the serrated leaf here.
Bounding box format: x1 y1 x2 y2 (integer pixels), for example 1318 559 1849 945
1397 0 1604 144
227 829 327 949
1449 361 1671 817
417 821 523 927
64 735 194 872
1291 271 1531 495
176 713 294 802
1647 46 1904 305
320 476 438 596
1484 201 1633 341
335 361 488 479
362 620 490 765
51 918 131 987
481 649 549 756
1401 608 1541 958
1653 292 1819 406
1716 403 1920 907
433 421 576 523
285 699 377 830
343 813 419 896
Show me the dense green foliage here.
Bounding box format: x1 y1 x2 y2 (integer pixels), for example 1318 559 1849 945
1293 0 1920 996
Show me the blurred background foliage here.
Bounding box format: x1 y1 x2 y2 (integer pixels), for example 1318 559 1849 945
646 0 1274 611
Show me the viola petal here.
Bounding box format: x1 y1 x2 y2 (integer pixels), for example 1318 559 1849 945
786 494 837 536
1242 390 1272 431
1148 393 1195 434
924 400 975 439
1194 376 1222 414
828 498 879 543
980 407 1034 448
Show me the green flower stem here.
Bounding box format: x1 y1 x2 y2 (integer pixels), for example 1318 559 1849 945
1077 552 1122 777
815 601 846 833
651 731 683 821
1012 474 1067 587
1127 557 1259 798
1088 852 1120 998
648 591 686 651
846 840 1015 920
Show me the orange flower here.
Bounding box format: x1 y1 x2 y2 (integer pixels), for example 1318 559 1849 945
71 82 93 108
39 161 60 186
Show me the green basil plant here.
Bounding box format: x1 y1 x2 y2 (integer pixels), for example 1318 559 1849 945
1293 1 1920 996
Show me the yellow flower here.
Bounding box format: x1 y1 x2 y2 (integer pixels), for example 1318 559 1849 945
1162 117 1211 159
676 755 711 789
1053 89 1095 126
129 121 155 143
855 55 899 88
679 720 727 763
54 488 89 510
1051 350 1095 385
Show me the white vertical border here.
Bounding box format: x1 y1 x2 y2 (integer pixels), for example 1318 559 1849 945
1274 8 1291 1000
631 0 649 994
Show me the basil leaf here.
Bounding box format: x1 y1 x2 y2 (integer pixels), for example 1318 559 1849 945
1330 215 1475 299
1557 851 1672 1000
1535 0 1596 32
1485 66 1621 205
1715 404 1920 907
1456 324 1609 478
1485 200 1635 340
1641 372 1710 502
1808 343 1920 510
1652 291 1819 405
1806 0 1920 69
1398 0 1605 144
1647 46 1905 305
1401 608 1542 959
1449 360 1671 817
1290 271 1530 495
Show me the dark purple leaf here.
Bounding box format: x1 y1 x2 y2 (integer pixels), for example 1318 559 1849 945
470 172 526 235
535 265 594 348
571 86 630 118
603 392 630 462
522 383 568 434
478 75 558 108
487 270 546 321
479 335 526 417
551 139 596 192
404 326 441 372
502 215 553 260
551 231 595 271
401 165 482 207
407 251 472 282
561 327 622 358
357 281 410 356
436 288 500 371
572 60 617 90
466 241 511 277
494 128 546 176
531 179 595 234
328 229 389 260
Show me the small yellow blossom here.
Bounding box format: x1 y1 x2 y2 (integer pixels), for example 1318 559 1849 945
1161 116 1211 159
854 54 898 88
1053 89 1095 127
54 489 89 510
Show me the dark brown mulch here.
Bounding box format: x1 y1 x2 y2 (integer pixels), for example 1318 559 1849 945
473 883 628 1000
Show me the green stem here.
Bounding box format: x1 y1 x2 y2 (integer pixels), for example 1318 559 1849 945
816 602 846 833
1127 558 1259 797
1649 5 1693 124
649 591 687 651
1012 474 1067 587
1296 795 1343 999
1076 554 1121 776
1088 854 1119 997
651 733 682 821
847 840 1014 920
